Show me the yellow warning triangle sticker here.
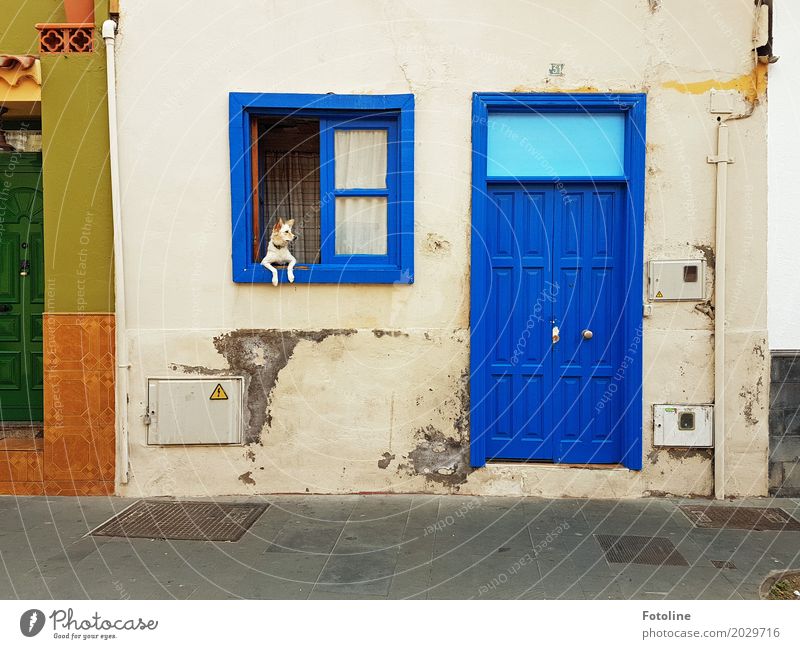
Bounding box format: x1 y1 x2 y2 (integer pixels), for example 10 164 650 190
655 291 663 298
209 384 228 400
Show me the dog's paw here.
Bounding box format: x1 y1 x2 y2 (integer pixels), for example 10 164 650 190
288 273 295 283
271 277 278 287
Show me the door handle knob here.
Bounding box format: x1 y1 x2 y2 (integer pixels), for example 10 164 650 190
552 325 560 344
0 304 10 313
19 260 30 277
582 329 593 340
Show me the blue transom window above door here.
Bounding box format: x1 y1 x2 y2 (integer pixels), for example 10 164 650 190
487 112 626 178
229 93 415 284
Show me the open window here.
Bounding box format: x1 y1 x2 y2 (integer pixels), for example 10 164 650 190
229 93 414 284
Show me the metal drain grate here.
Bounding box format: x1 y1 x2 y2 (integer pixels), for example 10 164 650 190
679 505 800 531
91 500 268 541
711 560 736 570
595 534 689 566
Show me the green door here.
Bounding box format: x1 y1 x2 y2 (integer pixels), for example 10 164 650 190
0 153 44 423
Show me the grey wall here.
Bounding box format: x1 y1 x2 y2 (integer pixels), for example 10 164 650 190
770 353 800 496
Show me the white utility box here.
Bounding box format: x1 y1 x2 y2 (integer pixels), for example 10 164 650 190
648 259 706 301
146 377 244 445
653 404 714 447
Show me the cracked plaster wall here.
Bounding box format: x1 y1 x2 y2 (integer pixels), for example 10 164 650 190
115 0 768 497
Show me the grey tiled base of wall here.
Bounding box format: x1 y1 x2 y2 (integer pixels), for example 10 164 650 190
769 353 800 496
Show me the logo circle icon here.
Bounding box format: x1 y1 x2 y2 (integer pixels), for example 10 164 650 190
20 609 45 637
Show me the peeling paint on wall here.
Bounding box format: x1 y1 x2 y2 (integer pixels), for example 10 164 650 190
176 329 357 443
399 425 472 489
372 329 408 338
693 244 716 271
694 301 715 321
424 233 452 255
647 443 712 466
511 84 601 94
661 63 768 105
740 375 765 426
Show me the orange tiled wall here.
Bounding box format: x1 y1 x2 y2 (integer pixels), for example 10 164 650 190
42 313 115 495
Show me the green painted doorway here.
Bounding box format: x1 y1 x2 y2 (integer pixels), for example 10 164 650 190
0 152 44 423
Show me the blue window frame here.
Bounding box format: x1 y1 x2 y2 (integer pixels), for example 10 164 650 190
229 93 415 284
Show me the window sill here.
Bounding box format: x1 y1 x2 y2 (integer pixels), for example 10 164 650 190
233 263 413 285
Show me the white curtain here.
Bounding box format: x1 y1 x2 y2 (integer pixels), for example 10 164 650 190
335 196 387 255
333 129 388 254
334 129 387 189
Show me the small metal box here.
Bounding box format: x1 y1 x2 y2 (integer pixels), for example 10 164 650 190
648 259 706 301
146 377 244 445
653 404 714 447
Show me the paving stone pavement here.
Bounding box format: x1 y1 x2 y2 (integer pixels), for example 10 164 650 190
1 494 799 599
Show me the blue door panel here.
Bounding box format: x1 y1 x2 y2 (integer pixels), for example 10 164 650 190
484 186 554 460
591 191 616 258
520 268 547 363
591 269 620 372
520 374 546 441
490 192 515 258
488 374 513 443
476 182 626 464
554 185 624 463
489 268 514 363
521 191 548 257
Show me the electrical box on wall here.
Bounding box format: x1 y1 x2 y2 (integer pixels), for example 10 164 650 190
648 260 706 301
654 404 713 447
146 377 244 445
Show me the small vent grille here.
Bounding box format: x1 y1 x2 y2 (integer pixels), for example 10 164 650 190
91 500 267 542
710 560 736 570
595 534 688 566
679 505 800 531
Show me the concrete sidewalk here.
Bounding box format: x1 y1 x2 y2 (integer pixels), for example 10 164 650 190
1 495 799 599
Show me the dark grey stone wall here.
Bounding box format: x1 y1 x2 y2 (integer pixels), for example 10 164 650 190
769 353 800 496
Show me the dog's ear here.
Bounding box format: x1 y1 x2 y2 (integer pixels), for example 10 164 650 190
273 219 283 232
286 219 295 228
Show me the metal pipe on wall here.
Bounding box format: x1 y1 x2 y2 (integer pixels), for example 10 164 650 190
102 19 130 485
708 122 731 500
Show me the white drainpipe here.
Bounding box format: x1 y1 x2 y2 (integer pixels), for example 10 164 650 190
708 122 732 500
102 19 130 485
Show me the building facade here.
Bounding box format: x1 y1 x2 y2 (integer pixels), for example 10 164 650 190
767 1 800 496
0 0 115 495
1 1 774 500
109 0 771 499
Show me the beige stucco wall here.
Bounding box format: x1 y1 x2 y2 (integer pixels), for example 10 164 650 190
114 0 769 498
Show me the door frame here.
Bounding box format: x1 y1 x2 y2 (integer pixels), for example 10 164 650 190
0 152 45 423
469 92 646 470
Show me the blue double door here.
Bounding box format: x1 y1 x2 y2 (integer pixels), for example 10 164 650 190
473 183 626 464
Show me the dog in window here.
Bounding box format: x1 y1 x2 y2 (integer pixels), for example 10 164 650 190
261 218 297 286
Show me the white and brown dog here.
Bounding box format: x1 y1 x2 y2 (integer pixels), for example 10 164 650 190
261 218 297 286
